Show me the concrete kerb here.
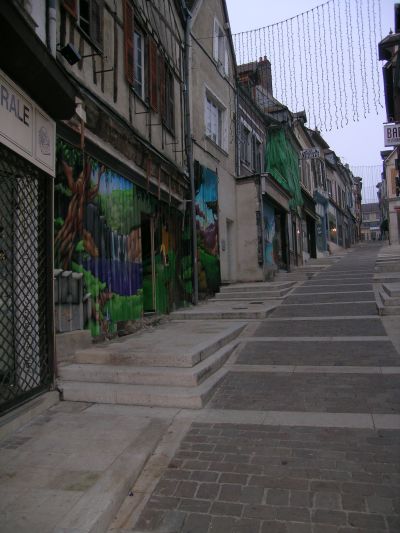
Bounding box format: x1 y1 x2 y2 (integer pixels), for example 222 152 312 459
54 418 171 533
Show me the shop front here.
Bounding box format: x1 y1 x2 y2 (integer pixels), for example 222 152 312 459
0 69 66 413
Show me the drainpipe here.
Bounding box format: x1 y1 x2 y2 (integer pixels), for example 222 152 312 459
46 0 57 57
182 1 198 304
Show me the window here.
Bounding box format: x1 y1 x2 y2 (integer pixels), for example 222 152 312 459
327 179 332 197
79 0 103 47
161 65 174 132
205 95 224 147
213 18 228 75
241 126 250 165
133 29 144 97
62 0 103 47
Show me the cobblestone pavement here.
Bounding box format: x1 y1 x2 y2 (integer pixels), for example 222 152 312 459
136 423 400 533
125 244 400 532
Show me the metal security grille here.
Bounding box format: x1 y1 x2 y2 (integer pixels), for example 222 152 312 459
0 146 52 414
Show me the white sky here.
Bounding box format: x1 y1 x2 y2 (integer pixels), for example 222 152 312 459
226 0 394 200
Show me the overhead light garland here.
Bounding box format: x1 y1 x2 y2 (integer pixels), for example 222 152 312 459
232 0 384 132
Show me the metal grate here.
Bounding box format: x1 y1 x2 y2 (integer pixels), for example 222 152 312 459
0 147 52 414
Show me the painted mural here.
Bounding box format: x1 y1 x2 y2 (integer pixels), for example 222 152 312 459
263 200 276 267
194 164 220 293
55 140 192 337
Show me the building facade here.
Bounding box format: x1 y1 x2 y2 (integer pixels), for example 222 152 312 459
55 0 192 340
0 1 76 413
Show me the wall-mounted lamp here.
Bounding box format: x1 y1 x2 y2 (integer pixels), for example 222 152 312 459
58 43 81 65
58 43 104 66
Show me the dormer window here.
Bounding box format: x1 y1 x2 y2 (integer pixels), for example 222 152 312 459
213 18 228 76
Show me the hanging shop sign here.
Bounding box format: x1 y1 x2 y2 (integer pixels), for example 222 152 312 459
0 68 55 176
384 123 400 147
300 148 320 159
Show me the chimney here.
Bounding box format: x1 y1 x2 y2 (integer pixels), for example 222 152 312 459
257 56 273 95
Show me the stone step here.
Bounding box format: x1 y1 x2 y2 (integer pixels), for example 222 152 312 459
59 341 237 388
170 302 278 320
379 289 400 307
376 288 400 316
219 282 294 293
381 305 400 316
73 321 246 368
375 263 400 273
214 289 290 300
58 367 227 409
382 282 400 298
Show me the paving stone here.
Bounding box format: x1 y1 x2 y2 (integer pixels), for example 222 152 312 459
286 291 375 303
255 318 386 337
266 488 290 506
347 511 387 529
314 491 342 510
312 509 347 525
272 302 377 318
182 512 212 533
209 372 400 413
210 500 243 517
196 482 219 500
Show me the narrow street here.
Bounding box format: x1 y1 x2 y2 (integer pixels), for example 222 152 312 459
124 243 400 533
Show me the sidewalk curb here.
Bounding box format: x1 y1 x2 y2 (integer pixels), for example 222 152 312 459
54 418 170 533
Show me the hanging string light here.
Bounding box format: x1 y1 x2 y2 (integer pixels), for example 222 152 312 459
232 0 383 132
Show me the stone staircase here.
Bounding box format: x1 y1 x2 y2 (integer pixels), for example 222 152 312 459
213 281 295 301
376 282 400 316
57 320 245 409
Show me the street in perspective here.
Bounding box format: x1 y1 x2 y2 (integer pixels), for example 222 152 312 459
1 0 400 532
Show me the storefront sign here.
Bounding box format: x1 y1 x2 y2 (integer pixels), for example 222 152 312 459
0 69 55 176
301 148 320 159
384 123 400 147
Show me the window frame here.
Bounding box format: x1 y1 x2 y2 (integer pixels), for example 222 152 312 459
76 0 104 49
213 18 229 76
133 26 145 99
205 91 226 150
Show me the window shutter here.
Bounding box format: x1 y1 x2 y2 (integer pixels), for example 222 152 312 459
149 39 158 111
62 0 77 18
90 0 104 48
124 1 134 85
213 19 219 61
159 58 166 120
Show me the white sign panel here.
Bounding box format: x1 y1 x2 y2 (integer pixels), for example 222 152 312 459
0 68 55 176
301 148 320 159
384 123 400 147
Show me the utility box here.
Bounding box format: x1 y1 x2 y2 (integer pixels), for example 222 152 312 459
54 270 91 332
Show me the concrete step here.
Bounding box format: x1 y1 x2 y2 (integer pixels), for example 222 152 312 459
214 288 290 300
219 282 294 293
73 321 245 368
382 282 400 298
170 301 278 320
375 263 400 273
58 367 227 409
59 341 237 388
381 305 400 316
376 287 400 316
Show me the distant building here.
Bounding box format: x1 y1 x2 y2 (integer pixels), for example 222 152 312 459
361 203 381 241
